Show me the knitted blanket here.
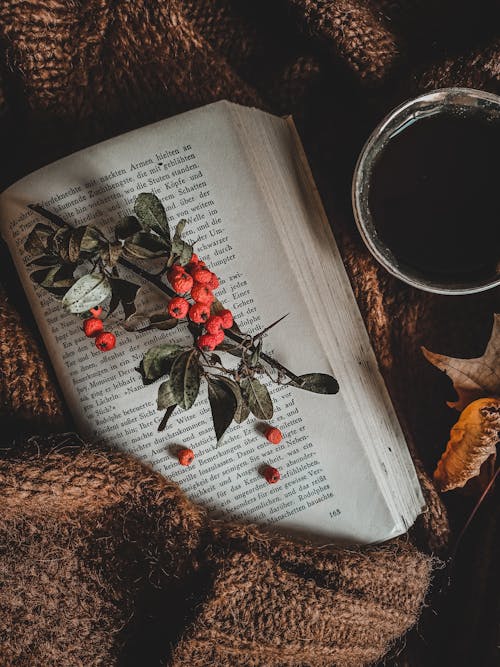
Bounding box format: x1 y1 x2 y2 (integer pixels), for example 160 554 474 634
0 1 499 665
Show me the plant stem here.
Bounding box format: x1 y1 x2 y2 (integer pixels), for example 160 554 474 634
29 204 313 386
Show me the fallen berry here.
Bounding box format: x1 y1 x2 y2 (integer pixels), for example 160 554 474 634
168 296 190 319
89 306 103 318
189 303 211 324
191 265 212 284
83 317 104 338
95 331 116 352
178 448 195 466
263 466 281 484
191 283 214 305
265 426 283 445
197 333 218 352
218 309 233 329
206 272 220 290
205 314 223 335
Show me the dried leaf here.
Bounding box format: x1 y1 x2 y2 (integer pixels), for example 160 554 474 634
123 232 169 259
100 241 123 267
434 397 500 491
422 314 500 411
24 223 54 255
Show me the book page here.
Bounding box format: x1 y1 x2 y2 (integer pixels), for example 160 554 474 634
0 101 401 544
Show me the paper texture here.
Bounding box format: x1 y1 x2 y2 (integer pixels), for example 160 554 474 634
0 101 422 543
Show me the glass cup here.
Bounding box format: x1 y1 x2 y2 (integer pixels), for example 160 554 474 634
352 87 500 295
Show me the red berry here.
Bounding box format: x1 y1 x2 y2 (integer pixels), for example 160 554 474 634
205 315 223 335
189 303 211 324
191 266 212 284
83 317 104 338
263 466 281 484
95 331 116 352
214 329 225 345
191 283 214 305
178 448 195 466
265 427 282 445
168 296 190 319
89 306 103 318
197 333 218 352
185 255 205 273
206 272 220 290
219 309 233 329
168 266 193 294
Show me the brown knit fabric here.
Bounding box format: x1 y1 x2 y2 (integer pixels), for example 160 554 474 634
0 284 63 429
0 436 432 667
0 0 499 664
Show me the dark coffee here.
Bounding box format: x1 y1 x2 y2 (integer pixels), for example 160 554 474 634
368 112 500 283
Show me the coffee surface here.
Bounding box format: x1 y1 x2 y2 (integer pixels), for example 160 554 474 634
369 112 500 283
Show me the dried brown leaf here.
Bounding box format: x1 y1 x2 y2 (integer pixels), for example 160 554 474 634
434 397 500 492
422 314 500 411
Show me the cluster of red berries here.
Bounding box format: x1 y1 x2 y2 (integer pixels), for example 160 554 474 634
167 254 233 352
177 425 283 485
83 306 116 352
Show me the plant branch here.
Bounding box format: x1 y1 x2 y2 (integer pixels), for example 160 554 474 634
29 204 318 386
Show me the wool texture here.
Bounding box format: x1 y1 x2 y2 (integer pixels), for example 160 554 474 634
0 436 432 667
0 0 499 664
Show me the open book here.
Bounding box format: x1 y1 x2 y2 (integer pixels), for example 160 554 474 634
0 101 424 544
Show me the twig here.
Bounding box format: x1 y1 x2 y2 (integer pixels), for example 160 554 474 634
29 204 320 386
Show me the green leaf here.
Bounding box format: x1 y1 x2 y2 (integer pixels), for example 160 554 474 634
157 379 177 409
233 393 250 424
241 377 273 420
24 223 54 255
158 405 177 431
208 377 237 444
108 278 140 319
169 219 193 266
123 232 169 259
170 349 201 410
134 193 170 239
213 377 249 424
116 216 141 241
142 344 185 381
62 273 111 314
289 373 339 395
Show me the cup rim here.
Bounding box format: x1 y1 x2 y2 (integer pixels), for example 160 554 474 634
352 87 500 295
